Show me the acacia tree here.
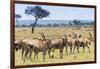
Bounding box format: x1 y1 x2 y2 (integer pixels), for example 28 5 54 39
25 6 50 33
73 20 80 26
73 20 80 29
15 14 21 27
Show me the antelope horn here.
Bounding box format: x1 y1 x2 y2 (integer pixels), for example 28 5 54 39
41 32 45 40
64 33 67 37
39 32 45 40
39 32 43 37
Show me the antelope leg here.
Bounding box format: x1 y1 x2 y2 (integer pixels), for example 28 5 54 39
66 46 68 55
37 53 38 59
60 48 63 59
29 49 32 61
73 45 76 54
34 52 36 61
70 47 72 54
77 46 79 54
48 49 51 58
21 48 24 61
43 52 46 62
86 45 91 53
25 48 29 60
83 46 85 53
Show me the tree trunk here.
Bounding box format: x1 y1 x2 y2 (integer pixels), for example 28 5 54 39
16 18 18 27
31 19 38 33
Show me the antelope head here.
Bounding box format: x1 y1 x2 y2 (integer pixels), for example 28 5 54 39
79 35 82 38
72 32 78 38
15 40 22 51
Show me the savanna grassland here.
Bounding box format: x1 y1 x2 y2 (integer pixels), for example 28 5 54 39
15 26 95 66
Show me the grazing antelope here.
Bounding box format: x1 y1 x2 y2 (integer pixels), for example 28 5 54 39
15 32 51 62
78 35 91 53
23 32 52 62
72 32 80 54
73 34 91 54
16 39 31 62
65 34 73 54
15 39 30 62
49 35 67 59
15 40 20 51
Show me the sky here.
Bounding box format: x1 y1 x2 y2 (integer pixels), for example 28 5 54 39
15 3 94 20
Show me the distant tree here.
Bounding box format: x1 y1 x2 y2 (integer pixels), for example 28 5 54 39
68 22 73 26
25 6 50 33
29 24 33 27
21 24 27 27
72 19 81 29
15 14 21 27
47 23 52 27
61 23 67 27
39 24 43 27
91 21 94 25
53 23 59 27
73 20 80 26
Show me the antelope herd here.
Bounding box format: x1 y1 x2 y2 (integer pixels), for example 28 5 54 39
15 32 91 62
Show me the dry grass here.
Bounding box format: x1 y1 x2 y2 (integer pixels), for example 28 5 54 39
15 27 95 66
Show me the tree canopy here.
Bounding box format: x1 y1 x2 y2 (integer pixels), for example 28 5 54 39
15 14 21 18
15 14 22 27
25 6 50 20
25 6 50 33
73 20 80 26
